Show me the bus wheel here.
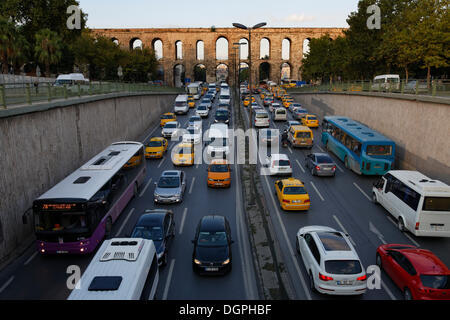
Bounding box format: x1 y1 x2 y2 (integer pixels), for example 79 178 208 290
105 217 112 238
344 156 349 169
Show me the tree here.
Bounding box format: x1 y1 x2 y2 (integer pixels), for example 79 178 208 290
0 16 18 73
35 29 63 76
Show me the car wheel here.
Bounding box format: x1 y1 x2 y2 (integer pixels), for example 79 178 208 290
295 238 300 254
344 156 349 169
376 253 382 270
404 288 413 300
161 253 168 267
398 218 406 232
311 167 315 176
372 192 378 204
309 272 317 293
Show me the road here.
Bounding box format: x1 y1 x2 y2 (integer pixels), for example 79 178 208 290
0 90 259 300
241 93 450 300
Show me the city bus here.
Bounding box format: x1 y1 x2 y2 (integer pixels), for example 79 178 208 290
187 82 202 99
68 238 159 300
32 142 146 254
321 116 395 175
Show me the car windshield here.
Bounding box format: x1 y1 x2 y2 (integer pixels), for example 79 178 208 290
157 177 180 188
216 110 228 117
187 128 198 135
131 226 163 241
220 95 230 99
175 101 186 107
295 132 311 138
256 113 268 118
422 197 450 211
210 164 229 172
164 123 176 128
308 116 317 120
209 137 228 147
316 155 333 164
148 140 163 147
190 117 201 122
420 275 450 289
366 145 392 156
198 105 207 110
275 160 290 167
197 231 228 247
175 147 192 155
325 260 362 275
283 186 307 194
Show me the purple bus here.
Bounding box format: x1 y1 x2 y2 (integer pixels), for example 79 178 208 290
33 142 146 254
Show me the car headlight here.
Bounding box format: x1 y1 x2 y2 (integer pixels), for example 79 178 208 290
208 178 214 181
222 258 230 265
194 259 202 265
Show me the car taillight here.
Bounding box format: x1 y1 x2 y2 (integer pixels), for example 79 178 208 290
315 165 320 171
304 199 310 203
415 222 420 230
282 199 290 204
319 273 333 281
357 274 367 281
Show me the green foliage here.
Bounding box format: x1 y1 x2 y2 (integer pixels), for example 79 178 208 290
35 29 63 76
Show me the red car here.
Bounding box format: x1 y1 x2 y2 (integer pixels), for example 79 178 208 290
376 244 450 300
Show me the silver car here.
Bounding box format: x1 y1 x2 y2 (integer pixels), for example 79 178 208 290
154 170 186 204
161 121 180 139
305 153 337 176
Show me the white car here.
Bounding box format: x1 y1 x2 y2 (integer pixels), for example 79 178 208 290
196 105 209 118
188 115 202 130
296 226 367 296
273 107 287 121
270 102 281 113
161 121 180 139
253 110 270 128
262 154 292 176
183 126 202 144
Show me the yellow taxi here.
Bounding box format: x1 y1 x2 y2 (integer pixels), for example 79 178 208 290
188 95 195 108
207 159 231 188
160 113 177 127
145 137 168 159
243 96 255 107
288 125 314 149
275 178 310 211
283 98 294 109
301 114 319 128
172 143 194 166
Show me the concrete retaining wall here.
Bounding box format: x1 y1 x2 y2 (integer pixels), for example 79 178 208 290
292 93 450 184
0 93 177 263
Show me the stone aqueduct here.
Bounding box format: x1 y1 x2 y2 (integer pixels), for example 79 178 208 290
92 27 345 85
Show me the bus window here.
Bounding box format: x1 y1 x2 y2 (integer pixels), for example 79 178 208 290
366 145 392 156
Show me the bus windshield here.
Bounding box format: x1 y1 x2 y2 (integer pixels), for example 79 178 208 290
366 145 392 156
34 203 89 233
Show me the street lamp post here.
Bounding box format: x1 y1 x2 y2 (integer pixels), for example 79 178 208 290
233 42 245 107
233 22 266 128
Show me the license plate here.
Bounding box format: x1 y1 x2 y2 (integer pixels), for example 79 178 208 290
431 224 444 231
205 267 219 272
216 183 223 186
337 280 353 286
56 251 68 254
292 200 301 203
374 165 381 168
323 167 330 171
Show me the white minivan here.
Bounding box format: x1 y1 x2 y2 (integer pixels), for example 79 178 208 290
68 238 159 300
174 94 189 115
253 110 270 128
273 108 287 121
219 88 231 105
373 170 450 237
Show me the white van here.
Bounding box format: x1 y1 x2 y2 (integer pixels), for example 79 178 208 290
273 107 287 121
174 94 189 115
205 123 230 158
373 171 450 237
68 238 159 300
372 74 400 91
219 88 231 105
54 73 89 92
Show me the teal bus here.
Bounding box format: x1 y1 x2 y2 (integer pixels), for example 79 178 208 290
321 116 395 175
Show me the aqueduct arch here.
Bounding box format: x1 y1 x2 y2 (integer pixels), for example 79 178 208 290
93 27 345 85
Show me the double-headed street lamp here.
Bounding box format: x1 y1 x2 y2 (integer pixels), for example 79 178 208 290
232 22 266 127
232 42 246 106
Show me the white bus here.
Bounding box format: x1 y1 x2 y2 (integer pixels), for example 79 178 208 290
187 82 202 99
68 238 159 300
372 74 400 91
32 142 146 254
373 170 450 237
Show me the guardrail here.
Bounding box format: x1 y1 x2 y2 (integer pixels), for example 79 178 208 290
0 82 184 109
286 80 450 98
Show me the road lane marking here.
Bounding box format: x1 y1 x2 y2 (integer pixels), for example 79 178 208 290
188 177 196 194
288 147 293 154
317 145 325 152
115 208 135 237
157 158 165 168
162 259 175 300
178 208 188 235
332 215 356 247
24 251 38 266
381 280 397 300
353 182 371 201
295 159 305 173
404 233 421 247
369 221 387 244
0 276 14 294
310 181 325 201
139 178 153 198
335 163 344 173
263 175 311 300
142 124 160 143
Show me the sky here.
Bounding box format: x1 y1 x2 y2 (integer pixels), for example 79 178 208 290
77 0 360 29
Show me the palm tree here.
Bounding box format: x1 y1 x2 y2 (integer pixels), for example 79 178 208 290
35 29 62 77
0 17 18 73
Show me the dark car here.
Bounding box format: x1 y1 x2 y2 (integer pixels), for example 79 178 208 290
130 209 175 266
214 108 230 124
305 153 337 176
218 102 230 109
192 215 233 275
204 93 214 102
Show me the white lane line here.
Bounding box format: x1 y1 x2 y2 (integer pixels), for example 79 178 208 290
115 208 135 237
0 276 14 294
263 175 312 300
288 147 293 154
24 251 38 266
369 221 387 245
142 124 160 143
310 181 325 201
404 233 421 248
381 279 397 300
335 163 344 173
162 259 175 300
178 208 188 235
188 177 196 194
317 145 325 152
296 159 306 173
353 182 371 201
386 215 397 226
139 178 153 198
157 158 165 168
332 215 356 247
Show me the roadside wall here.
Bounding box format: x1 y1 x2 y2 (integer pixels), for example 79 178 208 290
0 93 176 264
292 93 450 184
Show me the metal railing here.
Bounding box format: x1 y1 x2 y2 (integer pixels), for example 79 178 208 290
0 82 184 109
286 79 450 98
